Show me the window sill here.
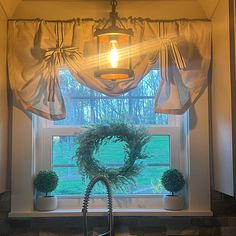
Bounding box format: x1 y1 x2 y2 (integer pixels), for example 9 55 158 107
9 208 213 218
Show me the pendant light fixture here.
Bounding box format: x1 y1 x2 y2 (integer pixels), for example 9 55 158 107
94 0 134 81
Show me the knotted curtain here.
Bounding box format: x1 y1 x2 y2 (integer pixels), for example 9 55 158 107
8 19 211 120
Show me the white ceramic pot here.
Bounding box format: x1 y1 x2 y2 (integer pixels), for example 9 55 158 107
162 195 184 210
36 196 58 211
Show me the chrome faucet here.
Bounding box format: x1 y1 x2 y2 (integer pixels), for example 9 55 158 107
82 175 113 236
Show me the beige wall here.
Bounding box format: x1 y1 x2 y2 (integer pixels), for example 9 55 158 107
13 0 206 19
0 0 220 19
0 3 8 193
0 0 20 17
198 0 220 18
211 0 235 196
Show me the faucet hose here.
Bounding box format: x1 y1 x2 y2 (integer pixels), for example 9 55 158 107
82 175 113 236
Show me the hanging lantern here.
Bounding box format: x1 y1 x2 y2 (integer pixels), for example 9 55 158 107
94 0 134 81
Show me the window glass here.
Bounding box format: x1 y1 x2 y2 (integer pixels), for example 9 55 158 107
52 135 170 195
54 70 168 126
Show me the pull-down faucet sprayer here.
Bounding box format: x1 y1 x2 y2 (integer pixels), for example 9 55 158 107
82 175 113 236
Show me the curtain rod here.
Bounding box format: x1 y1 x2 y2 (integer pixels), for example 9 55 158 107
8 17 211 23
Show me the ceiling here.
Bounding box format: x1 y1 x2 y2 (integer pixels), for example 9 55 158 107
0 0 220 19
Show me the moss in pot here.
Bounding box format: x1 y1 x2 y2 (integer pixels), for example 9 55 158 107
34 170 59 211
161 169 185 210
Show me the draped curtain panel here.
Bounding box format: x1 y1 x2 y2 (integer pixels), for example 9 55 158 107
8 19 211 120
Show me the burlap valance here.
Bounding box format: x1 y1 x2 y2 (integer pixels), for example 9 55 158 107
8 18 211 120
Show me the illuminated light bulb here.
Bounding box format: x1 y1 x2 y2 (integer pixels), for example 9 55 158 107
109 40 119 68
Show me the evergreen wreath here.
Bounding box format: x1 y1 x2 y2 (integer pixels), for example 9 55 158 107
75 122 151 188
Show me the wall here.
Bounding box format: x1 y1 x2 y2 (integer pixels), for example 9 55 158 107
0 0 20 18
0 3 8 193
0 0 220 19
211 0 235 196
198 0 220 18
13 0 206 20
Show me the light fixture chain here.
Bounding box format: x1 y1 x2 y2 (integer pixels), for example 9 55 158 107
110 0 118 27
111 0 118 11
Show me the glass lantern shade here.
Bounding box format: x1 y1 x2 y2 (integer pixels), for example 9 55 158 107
94 28 134 81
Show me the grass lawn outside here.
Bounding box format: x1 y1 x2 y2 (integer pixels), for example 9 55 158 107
52 135 170 195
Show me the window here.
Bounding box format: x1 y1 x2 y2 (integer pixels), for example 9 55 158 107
36 69 180 197
11 68 211 216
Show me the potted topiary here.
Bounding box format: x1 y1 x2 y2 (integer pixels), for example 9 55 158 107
161 169 185 210
34 170 59 211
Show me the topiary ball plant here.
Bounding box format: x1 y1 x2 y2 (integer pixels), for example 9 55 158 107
34 170 59 197
161 169 185 196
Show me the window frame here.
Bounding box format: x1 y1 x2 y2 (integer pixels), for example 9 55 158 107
36 122 180 198
33 111 182 209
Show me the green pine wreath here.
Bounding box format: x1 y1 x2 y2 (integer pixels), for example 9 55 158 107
75 122 151 188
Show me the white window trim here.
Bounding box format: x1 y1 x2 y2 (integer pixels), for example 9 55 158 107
10 89 212 217
39 126 179 193
34 115 181 209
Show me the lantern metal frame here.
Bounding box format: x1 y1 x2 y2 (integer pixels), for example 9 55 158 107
94 0 134 81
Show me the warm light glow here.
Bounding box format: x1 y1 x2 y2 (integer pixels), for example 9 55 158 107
86 33 178 70
109 40 119 68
